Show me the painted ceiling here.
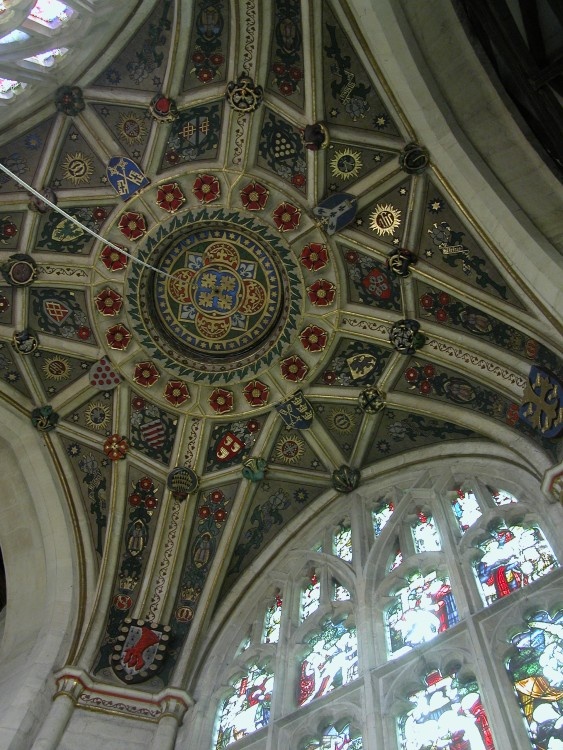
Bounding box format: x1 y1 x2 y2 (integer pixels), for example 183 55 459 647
0 0 561 693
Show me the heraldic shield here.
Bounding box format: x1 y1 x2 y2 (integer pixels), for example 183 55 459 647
106 156 150 201
112 618 170 683
313 193 357 235
519 366 563 438
275 390 313 429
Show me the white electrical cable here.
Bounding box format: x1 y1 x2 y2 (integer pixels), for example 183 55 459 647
0 162 173 279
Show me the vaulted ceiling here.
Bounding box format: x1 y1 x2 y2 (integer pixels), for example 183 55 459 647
0 0 561 696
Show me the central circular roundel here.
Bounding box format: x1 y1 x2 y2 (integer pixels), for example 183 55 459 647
154 228 283 360
128 209 302 385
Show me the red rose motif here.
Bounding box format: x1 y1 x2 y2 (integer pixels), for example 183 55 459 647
139 477 153 491
300 325 327 353
435 308 448 323
166 150 180 164
300 242 329 271
210 490 224 503
273 202 301 232
129 493 142 507
419 380 432 395
192 51 206 64
156 182 185 213
344 251 358 264
193 174 220 203
198 68 214 83
405 367 419 383
209 53 224 66
291 173 306 188
131 396 145 411
243 380 270 407
246 419 260 433
272 63 285 76
0 296 9 314
307 279 336 306
106 323 131 351
101 244 128 271
164 379 190 407
92 207 107 222
133 361 160 387
199 505 211 519
422 364 435 378
95 287 123 316
145 496 158 510
1 220 18 239
279 81 294 96
104 434 129 461
77 326 91 340
240 181 269 211
323 370 337 385
209 388 233 414
214 508 227 523
280 355 309 382
420 293 434 310
118 211 147 241
438 292 451 306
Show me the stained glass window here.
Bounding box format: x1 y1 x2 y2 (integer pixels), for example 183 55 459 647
388 540 403 571
214 663 274 749
412 510 441 552
473 523 558 606
300 572 320 622
0 30 30 44
333 520 352 562
24 47 68 67
332 578 350 601
0 78 24 98
451 488 482 533
28 0 73 28
506 609 563 750
386 569 459 658
489 487 518 506
298 618 358 706
302 722 363 749
372 498 394 537
262 593 283 643
397 669 495 749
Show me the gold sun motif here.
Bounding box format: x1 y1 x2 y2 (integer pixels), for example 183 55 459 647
274 434 305 464
117 112 147 145
330 148 362 180
62 152 94 185
42 356 71 381
369 203 401 236
327 409 356 434
84 401 111 431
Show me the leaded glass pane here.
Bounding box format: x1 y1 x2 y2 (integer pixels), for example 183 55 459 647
300 573 320 622
0 30 30 44
332 578 350 601
333 520 352 562
262 594 283 643
214 663 274 749
372 498 394 537
0 78 23 98
302 722 363 749
451 488 482 533
474 523 558 606
386 570 459 658
397 670 495 749
24 47 68 67
388 540 403 572
489 487 519 506
298 618 358 706
28 0 73 28
507 609 563 750
412 510 441 552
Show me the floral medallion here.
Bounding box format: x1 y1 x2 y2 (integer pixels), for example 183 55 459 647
307 279 336 306
118 212 147 240
193 174 220 203
273 202 301 232
300 242 329 271
280 355 309 382
243 380 270 407
209 388 234 414
106 324 132 351
240 181 269 211
101 244 128 271
156 182 186 213
164 380 190 407
95 288 123 316
134 361 160 387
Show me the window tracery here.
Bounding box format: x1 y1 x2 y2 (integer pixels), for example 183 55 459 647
201 469 561 750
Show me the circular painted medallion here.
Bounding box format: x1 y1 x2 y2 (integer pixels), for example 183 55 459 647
153 228 283 359
128 209 302 384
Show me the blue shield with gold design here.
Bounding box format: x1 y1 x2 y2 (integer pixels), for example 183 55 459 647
313 193 357 235
107 156 149 201
275 390 313 429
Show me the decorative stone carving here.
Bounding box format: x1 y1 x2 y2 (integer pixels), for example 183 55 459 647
302 122 330 150
12 329 38 355
332 465 361 493
242 457 267 482
399 142 430 174
225 74 263 112
167 467 199 499
149 93 179 123
54 85 85 116
1 254 37 286
389 319 426 355
387 248 417 277
31 405 59 432
358 386 386 414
